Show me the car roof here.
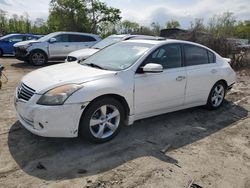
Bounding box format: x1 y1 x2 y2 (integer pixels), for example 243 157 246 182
122 39 217 52
122 39 166 45
52 31 100 38
108 34 165 40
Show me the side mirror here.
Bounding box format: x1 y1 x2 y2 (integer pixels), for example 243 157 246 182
49 38 57 43
143 63 163 73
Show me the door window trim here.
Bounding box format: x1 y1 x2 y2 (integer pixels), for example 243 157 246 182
136 43 184 73
182 43 216 67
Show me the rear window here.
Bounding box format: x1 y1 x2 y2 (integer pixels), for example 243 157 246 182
208 50 216 63
69 35 96 42
184 44 209 66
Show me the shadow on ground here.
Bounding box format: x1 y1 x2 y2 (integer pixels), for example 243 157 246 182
8 101 248 180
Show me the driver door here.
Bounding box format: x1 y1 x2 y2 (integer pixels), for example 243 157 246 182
48 34 72 59
134 44 187 117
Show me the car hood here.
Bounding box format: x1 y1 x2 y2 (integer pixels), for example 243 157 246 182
22 62 117 94
68 48 99 60
14 40 39 47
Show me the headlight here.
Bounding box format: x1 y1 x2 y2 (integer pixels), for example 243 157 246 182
37 84 83 105
22 44 31 49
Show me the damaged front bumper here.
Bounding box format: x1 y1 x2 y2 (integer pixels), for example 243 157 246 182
14 93 88 138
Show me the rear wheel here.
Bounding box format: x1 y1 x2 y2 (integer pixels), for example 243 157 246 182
206 81 226 110
29 50 47 66
79 97 125 143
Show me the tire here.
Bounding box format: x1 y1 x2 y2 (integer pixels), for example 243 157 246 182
206 81 226 110
0 49 3 57
29 50 48 66
79 97 125 143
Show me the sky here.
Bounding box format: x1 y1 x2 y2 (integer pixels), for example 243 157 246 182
0 0 250 28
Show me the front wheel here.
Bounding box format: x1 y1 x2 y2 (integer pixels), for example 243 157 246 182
206 81 226 110
79 97 125 143
29 51 48 66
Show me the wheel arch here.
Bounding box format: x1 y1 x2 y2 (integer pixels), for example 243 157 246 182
216 79 228 88
80 93 131 125
29 49 48 57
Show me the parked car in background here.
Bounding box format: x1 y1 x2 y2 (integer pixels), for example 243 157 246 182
14 32 101 65
0 34 41 57
66 34 165 62
15 39 235 143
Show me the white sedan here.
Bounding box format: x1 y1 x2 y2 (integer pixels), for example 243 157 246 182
15 39 236 143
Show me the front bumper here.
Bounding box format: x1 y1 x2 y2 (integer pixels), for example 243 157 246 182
14 47 29 61
14 93 87 138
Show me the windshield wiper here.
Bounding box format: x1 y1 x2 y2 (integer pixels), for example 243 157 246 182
84 63 106 70
92 47 100 49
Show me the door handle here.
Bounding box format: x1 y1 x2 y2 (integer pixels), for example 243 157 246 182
176 76 186 81
211 69 218 73
65 45 69 47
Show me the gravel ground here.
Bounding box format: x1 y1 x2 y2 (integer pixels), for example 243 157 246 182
0 57 250 188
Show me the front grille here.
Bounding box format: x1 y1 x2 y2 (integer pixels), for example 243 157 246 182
14 47 27 56
17 83 35 102
67 56 77 62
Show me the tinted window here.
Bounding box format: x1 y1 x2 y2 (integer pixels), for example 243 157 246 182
184 44 209 66
69 35 96 42
144 44 182 69
55 34 69 42
208 51 216 63
8 35 24 42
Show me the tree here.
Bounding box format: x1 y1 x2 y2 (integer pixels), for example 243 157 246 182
47 0 121 33
166 20 180 29
151 22 161 35
190 18 206 32
119 20 140 34
208 12 237 37
0 9 7 35
87 0 121 33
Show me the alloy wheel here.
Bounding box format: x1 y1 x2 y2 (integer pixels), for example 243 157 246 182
32 52 45 65
211 84 225 107
89 105 120 139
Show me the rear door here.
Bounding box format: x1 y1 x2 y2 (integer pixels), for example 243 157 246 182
184 44 219 105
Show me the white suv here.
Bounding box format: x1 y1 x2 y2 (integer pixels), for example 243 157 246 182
15 39 236 143
14 32 101 65
66 34 165 62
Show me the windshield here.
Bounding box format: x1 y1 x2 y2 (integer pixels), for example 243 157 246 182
92 36 123 49
81 42 153 71
37 32 59 42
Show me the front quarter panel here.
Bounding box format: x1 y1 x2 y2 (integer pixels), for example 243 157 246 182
65 70 135 115
27 42 49 56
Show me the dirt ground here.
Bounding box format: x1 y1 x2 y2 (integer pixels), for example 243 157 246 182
0 57 250 188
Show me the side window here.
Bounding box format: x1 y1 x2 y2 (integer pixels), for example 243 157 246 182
208 51 216 63
144 44 182 69
69 35 96 42
26 36 36 40
184 44 209 66
8 35 24 42
55 34 69 42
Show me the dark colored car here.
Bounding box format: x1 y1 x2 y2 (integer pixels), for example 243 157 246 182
0 34 41 57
